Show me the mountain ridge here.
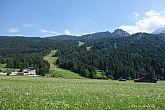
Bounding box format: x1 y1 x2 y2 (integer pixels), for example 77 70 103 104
1 30 165 79
112 29 130 36
46 29 130 40
152 27 165 34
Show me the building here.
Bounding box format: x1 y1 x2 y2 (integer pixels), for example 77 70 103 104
10 71 17 76
23 69 37 76
118 77 126 81
0 70 7 75
134 74 157 83
18 72 24 76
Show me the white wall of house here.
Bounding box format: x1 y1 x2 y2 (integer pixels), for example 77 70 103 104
0 72 7 75
23 69 37 76
29 70 36 75
10 71 17 76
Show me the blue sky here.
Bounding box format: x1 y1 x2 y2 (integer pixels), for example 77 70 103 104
0 0 165 37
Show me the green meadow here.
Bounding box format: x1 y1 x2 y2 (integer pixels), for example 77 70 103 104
44 50 84 79
78 41 85 46
0 63 7 71
0 76 165 110
86 46 92 51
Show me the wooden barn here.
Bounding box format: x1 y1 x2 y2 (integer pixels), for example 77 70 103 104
134 74 157 83
118 77 126 81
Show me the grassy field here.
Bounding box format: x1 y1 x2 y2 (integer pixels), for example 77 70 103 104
78 41 85 46
44 50 84 79
0 63 7 71
0 76 165 110
87 46 92 51
78 41 92 51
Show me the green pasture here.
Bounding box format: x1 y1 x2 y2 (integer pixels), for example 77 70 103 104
0 76 164 110
78 41 85 46
87 46 92 51
44 50 84 79
0 63 7 71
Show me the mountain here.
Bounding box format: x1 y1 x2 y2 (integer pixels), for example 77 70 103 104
55 32 165 79
47 29 129 41
152 27 165 34
46 31 112 41
81 31 112 40
1 31 165 79
46 35 79 41
112 29 130 36
44 29 130 41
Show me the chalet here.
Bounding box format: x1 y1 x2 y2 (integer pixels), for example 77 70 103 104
134 74 157 83
28 70 37 76
0 70 7 75
23 69 29 76
10 71 17 76
118 77 126 81
17 68 37 76
18 72 24 76
23 69 37 76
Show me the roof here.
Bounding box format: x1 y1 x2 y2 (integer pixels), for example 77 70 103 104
134 74 157 83
134 74 156 80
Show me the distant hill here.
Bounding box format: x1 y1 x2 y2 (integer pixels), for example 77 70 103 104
1 29 165 79
55 32 165 79
152 27 165 34
46 29 129 41
46 35 79 41
112 29 130 36
81 31 112 40
46 31 112 41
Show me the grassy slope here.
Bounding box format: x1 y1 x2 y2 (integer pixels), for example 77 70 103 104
96 70 104 78
0 76 164 110
87 46 92 51
78 41 85 46
0 63 7 71
78 41 92 51
44 50 84 79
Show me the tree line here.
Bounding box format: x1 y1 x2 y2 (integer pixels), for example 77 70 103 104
0 36 78 75
1 33 165 79
56 33 165 80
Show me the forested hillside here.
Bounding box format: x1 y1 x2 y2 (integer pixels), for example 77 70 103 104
1 31 165 79
55 33 165 80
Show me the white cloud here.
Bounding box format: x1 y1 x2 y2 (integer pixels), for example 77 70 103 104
145 10 160 17
41 29 49 33
134 12 139 19
84 33 91 35
16 34 23 36
64 30 71 35
49 31 60 34
8 28 20 33
120 10 165 34
40 29 61 36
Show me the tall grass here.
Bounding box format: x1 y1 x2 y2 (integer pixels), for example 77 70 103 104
0 76 164 110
